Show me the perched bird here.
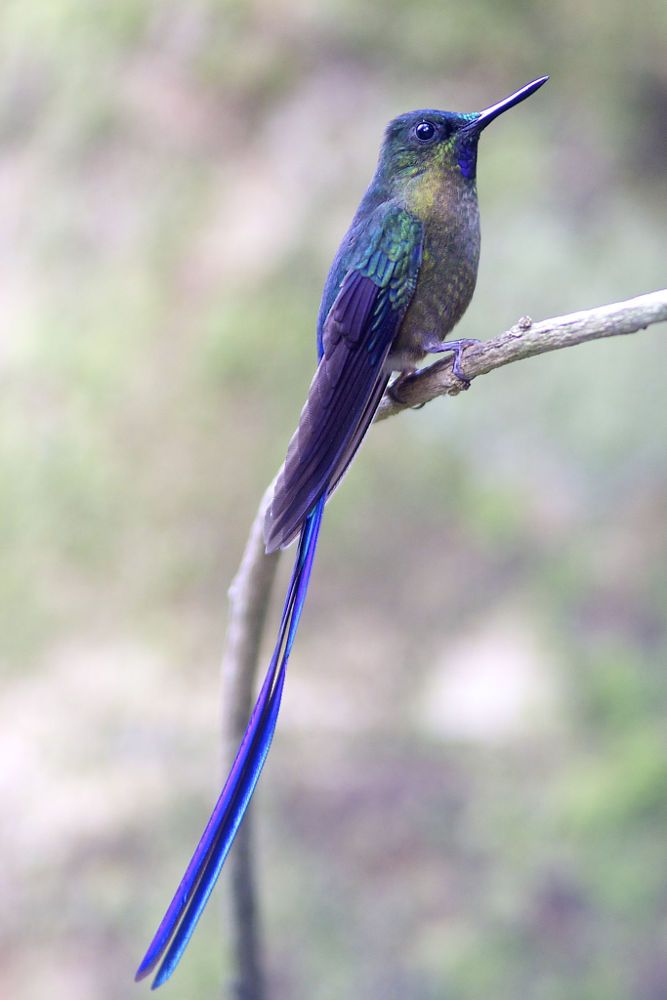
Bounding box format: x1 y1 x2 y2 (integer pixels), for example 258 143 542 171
136 75 548 989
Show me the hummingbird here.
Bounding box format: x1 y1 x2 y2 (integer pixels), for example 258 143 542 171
136 75 549 989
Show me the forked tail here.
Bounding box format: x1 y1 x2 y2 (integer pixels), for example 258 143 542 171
135 498 325 989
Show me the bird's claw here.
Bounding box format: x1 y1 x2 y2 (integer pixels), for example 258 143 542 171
388 368 421 406
420 335 479 388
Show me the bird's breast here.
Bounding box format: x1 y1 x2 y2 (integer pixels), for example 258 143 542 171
390 177 481 367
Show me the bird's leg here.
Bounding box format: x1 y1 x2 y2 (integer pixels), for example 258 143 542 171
387 366 419 405
421 334 480 387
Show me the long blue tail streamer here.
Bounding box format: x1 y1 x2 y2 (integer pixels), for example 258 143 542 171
135 497 325 989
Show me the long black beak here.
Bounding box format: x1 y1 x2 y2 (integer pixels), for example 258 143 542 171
464 76 549 135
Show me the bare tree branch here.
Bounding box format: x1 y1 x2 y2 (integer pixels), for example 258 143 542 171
219 288 667 998
376 289 667 418
221 481 277 1000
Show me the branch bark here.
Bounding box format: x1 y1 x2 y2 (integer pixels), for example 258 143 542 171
376 289 667 418
220 288 667 998
221 482 277 1000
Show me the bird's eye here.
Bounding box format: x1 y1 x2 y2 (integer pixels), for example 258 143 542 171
414 121 437 143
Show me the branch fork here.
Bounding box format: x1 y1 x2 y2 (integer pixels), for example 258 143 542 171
221 288 667 999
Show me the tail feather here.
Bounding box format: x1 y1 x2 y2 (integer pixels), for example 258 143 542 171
136 498 325 989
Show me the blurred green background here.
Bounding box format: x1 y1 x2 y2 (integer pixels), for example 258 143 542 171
2 1 666 998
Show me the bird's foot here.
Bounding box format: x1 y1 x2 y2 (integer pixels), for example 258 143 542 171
388 368 424 407
422 336 480 388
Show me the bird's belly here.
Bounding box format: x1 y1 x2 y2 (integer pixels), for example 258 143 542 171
388 208 480 370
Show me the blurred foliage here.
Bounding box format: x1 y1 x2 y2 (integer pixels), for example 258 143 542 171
1 1 666 998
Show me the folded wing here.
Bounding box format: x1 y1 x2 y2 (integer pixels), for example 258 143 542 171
264 206 423 551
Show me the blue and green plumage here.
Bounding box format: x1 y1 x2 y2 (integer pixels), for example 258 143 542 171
264 205 422 549
136 75 548 990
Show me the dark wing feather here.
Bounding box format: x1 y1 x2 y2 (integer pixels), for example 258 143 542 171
324 368 391 502
264 207 422 552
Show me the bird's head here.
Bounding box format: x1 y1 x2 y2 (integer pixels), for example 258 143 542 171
379 77 548 187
